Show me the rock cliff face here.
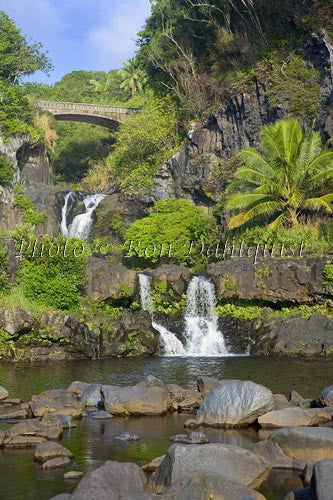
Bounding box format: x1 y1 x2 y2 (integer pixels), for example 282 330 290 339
149 33 333 207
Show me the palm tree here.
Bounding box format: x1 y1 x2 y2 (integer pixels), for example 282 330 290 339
117 58 147 95
226 119 333 229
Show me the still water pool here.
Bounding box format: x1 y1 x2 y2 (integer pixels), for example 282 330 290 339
0 356 332 500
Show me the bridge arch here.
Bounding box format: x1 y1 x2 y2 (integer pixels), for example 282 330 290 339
35 100 140 129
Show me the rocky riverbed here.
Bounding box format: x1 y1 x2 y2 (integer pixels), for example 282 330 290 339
1 371 333 499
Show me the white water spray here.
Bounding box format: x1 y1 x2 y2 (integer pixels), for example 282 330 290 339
60 192 106 240
138 274 186 356
183 276 230 356
138 273 231 357
60 191 77 237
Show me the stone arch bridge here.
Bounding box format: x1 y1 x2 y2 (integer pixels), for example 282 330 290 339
35 100 140 129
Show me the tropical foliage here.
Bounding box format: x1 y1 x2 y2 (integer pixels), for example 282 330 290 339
226 119 333 229
125 199 219 265
117 58 148 95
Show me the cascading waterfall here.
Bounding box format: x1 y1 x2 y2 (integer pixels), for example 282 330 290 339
138 274 186 356
60 191 78 237
138 273 232 357
60 192 106 240
183 276 230 356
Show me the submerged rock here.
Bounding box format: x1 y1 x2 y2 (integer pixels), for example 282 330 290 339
169 432 209 444
196 381 274 427
34 441 73 463
41 456 72 469
90 410 113 419
64 471 84 480
152 443 271 493
114 432 140 441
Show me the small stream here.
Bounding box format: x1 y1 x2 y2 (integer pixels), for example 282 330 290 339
1 357 333 500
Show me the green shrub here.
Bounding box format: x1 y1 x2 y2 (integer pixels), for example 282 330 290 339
13 185 47 225
124 199 219 266
17 235 88 311
323 265 333 286
0 155 13 185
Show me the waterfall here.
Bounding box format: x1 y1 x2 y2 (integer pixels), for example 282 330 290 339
138 273 232 357
138 274 186 356
183 276 230 356
60 191 78 237
60 192 106 240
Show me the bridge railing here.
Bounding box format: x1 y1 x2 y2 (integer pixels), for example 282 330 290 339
35 100 140 115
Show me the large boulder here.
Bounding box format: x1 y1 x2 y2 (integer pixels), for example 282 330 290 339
152 443 270 493
144 265 192 298
310 459 333 500
250 440 307 470
3 420 62 448
166 384 202 411
269 427 333 461
85 258 137 302
0 307 34 336
28 388 83 418
69 460 152 500
102 385 169 415
67 381 91 398
196 381 274 427
162 473 266 500
319 385 333 407
258 408 331 428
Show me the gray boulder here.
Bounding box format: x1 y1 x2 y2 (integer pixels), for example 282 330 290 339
251 439 306 470
114 432 140 441
310 459 333 500
70 460 152 500
85 258 137 302
319 385 333 407
102 385 168 415
34 442 73 463
0 307 34 335
169 432 209 444
138 375 165 389
196 381 274 427
258 408 331 428
81 384 102 407
67 381 91 398
162 473 266 500
152 443 270 493
269 427 333 461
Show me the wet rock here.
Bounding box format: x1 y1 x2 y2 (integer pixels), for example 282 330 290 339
183 419 198 428
196 381 274 427
4 435 47 448
0 409 27 420
152 443 271 493
114 432 140 441
0 398 21 405
41 413 76 429
310 459 333 499
138 375 165 389
64 471 84 480
102 385 169 415
161 473 266 500
145 264 192 298
319 385 333 407
70 460 152 500
166 384 202 412
251 440 306 470
0 386 9 400
141 456 165 473
258 408 331 428
67 381 90 398
3 421 62 447
34 441 73 463
169 432 209 444
90 411 113 419
269 427 333 461
81 384 102 407
41 457 72 469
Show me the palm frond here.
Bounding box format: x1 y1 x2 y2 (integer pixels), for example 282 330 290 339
226 193 270 210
